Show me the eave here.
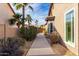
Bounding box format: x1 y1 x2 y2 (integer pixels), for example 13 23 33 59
48 3 53 16
45 16 55 21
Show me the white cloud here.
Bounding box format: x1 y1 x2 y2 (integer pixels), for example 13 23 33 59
10 3 49 26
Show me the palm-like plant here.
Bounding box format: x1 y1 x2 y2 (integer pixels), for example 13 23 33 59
13 3 33 27
35 20 38 26
26 14 32 26
9 13 22 28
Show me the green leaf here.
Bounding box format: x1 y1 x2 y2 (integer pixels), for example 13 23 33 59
28 6 33 11
16 4 23 10
13 13 22 19
8 18 16 25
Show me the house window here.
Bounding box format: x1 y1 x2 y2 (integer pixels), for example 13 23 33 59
48 23 53 33
64 8 75 47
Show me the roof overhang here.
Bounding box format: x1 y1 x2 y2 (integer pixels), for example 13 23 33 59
48 3 53 16
45 16 55 21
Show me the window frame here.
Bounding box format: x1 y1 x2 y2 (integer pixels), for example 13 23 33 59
47 21 53 34
64 8 75 47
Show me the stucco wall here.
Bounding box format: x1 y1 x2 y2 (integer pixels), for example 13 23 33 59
0 4 17 39
0 24 17 39
50 3 79 55
78 4 79 55
6 24 17 38
0 4 14 24
0 24 4 38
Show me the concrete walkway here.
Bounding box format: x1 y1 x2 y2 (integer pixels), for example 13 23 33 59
27 33 56 56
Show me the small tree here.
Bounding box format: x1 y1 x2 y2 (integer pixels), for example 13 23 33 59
13 3 33 28
25 14 32 27
8 13 22 28
35 20 38 27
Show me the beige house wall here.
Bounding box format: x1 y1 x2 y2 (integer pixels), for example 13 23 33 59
78 4 79 55
0 24 17 39
6 24 17 38
0 24 4 38
0 4 17 39
49 3 79 55
0 4 14 24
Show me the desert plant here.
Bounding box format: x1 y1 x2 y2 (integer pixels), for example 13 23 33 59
27 26 37 40
18 26 26 38
13 3 33 27
44 31 49 38
8 13 22 28
44 31 48 36
18 26 37 41
25 14 33 26
0 38 25 56
25 26 37 41
35 20 38 27
8 18 16 25
49 31 59 44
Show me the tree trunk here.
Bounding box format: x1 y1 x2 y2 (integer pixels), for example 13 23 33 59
28 21 30 27
22 6 25 27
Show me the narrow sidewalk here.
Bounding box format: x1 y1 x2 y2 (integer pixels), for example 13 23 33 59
26 33 56 56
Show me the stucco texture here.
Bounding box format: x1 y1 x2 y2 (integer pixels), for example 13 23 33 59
49 3 79 55
0 4 17 39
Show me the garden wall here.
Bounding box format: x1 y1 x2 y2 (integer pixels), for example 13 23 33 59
0 24 17 39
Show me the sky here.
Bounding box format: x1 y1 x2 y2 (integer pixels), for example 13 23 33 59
10 3 50 26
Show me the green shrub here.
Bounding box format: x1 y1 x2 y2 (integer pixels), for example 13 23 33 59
18 27 26 38
26 26 37 41
18 26 37 41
